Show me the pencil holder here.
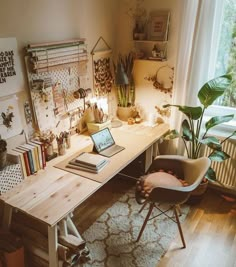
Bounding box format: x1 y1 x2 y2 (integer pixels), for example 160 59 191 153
65 135 71 149
58 142 66 156
46 143 54 156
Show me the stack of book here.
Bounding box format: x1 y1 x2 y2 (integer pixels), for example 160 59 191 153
66 152 109 173
7 140 46 178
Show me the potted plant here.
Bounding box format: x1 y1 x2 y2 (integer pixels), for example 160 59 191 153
163 74 236 198
113 52 136 121
0 135 7 170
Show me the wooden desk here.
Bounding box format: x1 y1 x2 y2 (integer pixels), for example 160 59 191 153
0 123 169 267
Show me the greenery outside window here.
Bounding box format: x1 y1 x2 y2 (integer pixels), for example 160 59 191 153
205 0 236 136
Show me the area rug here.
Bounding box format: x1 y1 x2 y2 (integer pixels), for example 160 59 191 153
80 188 190 267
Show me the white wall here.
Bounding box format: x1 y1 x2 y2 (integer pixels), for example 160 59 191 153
0 0 184 143
114 0 184 120
0 0 118 141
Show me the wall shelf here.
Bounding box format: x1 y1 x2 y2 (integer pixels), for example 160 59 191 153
134 40 168 61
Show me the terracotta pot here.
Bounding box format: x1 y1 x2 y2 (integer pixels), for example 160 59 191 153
0 150 7 170
191 179 209 196
117 106 134 122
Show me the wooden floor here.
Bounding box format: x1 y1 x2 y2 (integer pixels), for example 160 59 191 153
74 175 236 267
158 188 236 267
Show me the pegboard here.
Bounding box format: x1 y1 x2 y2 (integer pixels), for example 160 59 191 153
24 40 91 135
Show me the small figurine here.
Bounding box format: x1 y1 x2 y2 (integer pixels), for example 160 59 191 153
135 112 142 123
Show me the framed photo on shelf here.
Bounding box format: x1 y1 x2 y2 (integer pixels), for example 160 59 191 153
148 10 170 41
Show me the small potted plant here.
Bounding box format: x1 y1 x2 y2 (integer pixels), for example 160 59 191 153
0 135 7 170
113 52 136 121
163 74 236 199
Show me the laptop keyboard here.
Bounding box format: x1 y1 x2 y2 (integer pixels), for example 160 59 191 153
101 145 124 157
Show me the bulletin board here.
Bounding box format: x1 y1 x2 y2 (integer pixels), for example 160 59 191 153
0 38 24 97
24 39 90 134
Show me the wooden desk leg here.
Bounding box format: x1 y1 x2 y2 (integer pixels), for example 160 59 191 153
2 204 13 231
145 145 153 172
48 224 58 267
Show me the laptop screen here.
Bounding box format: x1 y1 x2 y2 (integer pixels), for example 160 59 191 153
91 128 115 152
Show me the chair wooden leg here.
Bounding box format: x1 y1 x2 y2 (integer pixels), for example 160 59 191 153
136 203 155 242
176 204 182 216
139 201 148 213
173 206 186 248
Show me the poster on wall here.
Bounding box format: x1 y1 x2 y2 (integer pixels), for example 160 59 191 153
0 37 24 97
0 95 23 139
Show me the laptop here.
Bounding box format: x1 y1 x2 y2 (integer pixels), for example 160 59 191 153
90 127 125 157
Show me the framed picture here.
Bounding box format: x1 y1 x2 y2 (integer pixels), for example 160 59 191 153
0 38 24 97
148 10 170 41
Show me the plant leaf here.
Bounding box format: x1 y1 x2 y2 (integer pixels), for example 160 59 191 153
200 136 222 150
205 114 234 131
205 167 216 181
182 119 192 141
163 129 179 140
197 74 232 108
163 104 202 120
209 150 230 162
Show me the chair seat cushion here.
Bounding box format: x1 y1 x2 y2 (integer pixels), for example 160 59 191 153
136 171 184 203
144 172 183 190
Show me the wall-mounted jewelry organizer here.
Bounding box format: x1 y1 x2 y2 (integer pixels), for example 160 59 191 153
24 39 91 135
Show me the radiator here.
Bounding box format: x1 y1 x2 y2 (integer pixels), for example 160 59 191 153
203 138 236 194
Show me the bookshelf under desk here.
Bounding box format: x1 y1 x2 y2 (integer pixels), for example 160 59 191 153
0 123 169 267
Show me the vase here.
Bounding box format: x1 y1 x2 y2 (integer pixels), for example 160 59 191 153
117 106 134 122
0 150 7 170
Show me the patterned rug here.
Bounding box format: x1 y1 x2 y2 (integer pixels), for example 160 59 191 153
80 188 190 267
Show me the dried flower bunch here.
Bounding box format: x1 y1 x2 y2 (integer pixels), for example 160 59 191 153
125 0 147 20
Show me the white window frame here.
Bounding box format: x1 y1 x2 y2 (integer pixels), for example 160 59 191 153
204 105 236 137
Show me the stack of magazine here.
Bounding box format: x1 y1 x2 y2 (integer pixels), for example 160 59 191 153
66 152 109 173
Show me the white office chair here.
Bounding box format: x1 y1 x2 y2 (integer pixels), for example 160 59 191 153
135 155 211 247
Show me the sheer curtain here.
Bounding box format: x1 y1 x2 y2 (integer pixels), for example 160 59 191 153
169 0 224 155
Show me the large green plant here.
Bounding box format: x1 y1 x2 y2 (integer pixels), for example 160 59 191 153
163 74 236 181
113 53 135 107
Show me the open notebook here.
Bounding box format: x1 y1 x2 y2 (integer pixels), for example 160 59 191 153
90 127 125 157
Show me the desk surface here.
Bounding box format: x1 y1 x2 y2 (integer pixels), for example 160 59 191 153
0 123 169 227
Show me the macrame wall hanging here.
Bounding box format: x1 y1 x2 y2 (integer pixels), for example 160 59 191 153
91 36 113 96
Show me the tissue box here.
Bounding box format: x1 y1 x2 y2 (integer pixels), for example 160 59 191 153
87 120 111 134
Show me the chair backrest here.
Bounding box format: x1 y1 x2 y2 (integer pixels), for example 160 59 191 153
183 157 211 191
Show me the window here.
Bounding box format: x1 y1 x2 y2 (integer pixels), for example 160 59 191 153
214 0 236 108
206 0 236 136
